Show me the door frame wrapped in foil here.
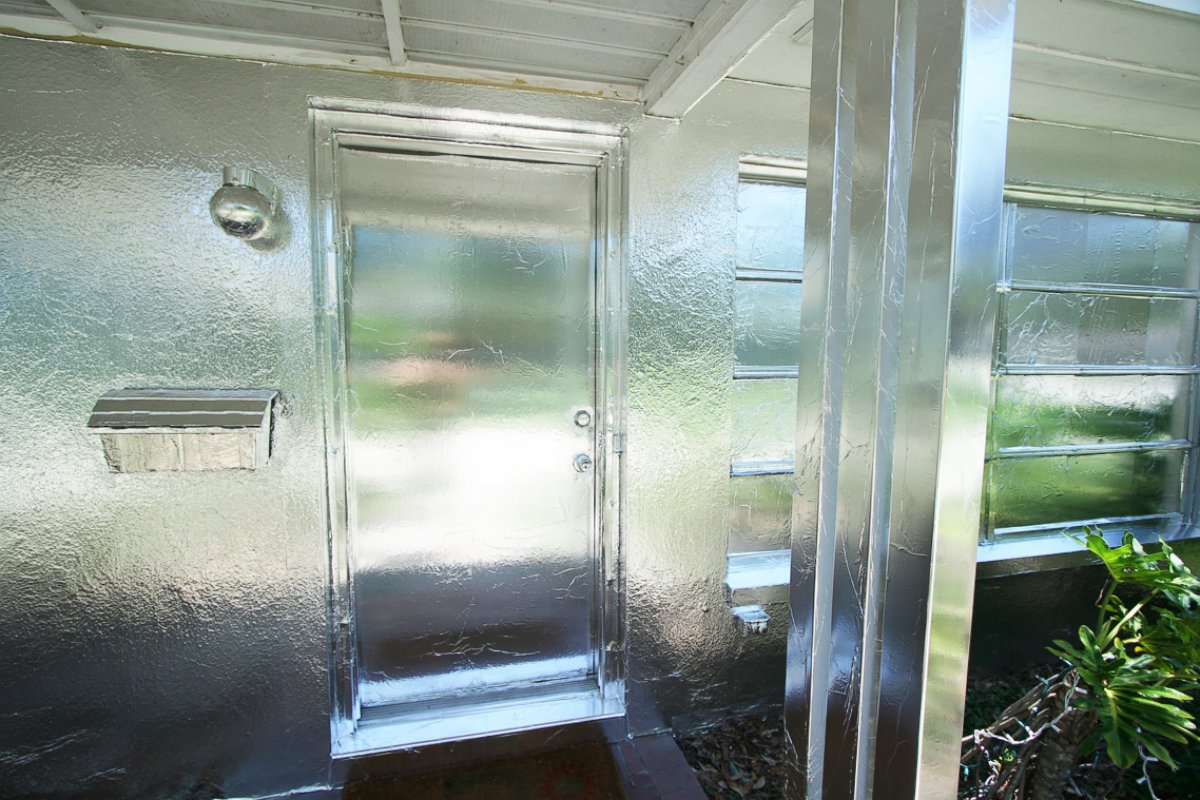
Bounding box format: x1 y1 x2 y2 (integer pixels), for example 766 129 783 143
309 101 628 757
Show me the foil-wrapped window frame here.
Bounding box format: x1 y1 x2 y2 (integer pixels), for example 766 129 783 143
725 157 806 602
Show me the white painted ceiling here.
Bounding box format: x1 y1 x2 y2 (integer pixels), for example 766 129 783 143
0 0 1196 138
0 0 720 99
730 0 1200 144
0 0 799 114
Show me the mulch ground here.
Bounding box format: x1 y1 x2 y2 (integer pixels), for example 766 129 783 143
676 712 789 799
675 681 1200 800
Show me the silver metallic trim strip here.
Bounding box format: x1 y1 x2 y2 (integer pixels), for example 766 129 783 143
330 131 615 166
733 365 801 380
730 459 794 477
788 0 851 787
1005 184 1200 221
734 267 804 282
978 517 1193 575
738 157 808 185
1002 280 1200 300
308 97 627 141
994 512 1178 539
990 439 1193 460
996 364 1200 376
911 5 1015 793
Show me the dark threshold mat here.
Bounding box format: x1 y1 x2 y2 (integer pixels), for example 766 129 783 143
341 741 626 800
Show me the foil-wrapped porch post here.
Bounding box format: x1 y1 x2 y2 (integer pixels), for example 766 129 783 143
786 0 1016 797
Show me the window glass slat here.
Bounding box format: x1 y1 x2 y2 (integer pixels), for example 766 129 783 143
992 374 1191 449
736 180 807 272
989 449 1185 532
734 280 803 369
1009 206 1200 290
732 378 798 463
1003 292 1198 368
729 473 793 553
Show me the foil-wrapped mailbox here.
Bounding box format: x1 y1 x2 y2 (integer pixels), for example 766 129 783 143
87 389 279 473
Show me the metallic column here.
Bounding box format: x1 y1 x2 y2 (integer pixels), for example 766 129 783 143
786 0 1015 796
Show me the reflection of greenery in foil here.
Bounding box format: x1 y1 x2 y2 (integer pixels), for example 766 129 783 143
729 474 792 553
990 450 1181 530
987 207 1200 535
992 375 1183 448
347 227 591 429
731 379 798 462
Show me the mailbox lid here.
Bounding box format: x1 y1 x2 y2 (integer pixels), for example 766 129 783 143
87 389 279 473
87 388 278 432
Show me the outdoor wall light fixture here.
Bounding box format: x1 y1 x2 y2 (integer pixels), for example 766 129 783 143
209 167 281 243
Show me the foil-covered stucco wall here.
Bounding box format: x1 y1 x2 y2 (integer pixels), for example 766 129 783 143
0 36 808 799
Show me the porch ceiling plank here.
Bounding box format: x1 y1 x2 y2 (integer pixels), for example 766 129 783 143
0 9 640 101
43 0 98 33
641 0 799 118
379 0 405 66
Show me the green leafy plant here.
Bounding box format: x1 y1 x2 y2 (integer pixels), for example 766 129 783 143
961 530 1200 800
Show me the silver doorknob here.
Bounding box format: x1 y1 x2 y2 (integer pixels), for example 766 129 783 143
573 453 593 473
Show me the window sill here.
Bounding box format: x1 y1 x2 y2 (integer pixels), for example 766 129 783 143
719 524 1200 589
725 549 789 605
977 517 1198 578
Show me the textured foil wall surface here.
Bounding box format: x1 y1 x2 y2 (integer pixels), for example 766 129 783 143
7 28 1197 800
0 36 808 799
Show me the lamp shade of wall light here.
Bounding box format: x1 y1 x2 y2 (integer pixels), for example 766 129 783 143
209 167 279 241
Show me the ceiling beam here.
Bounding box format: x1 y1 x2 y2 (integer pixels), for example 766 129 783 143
44 0 99 34
380 0 406 67
642 0 798 118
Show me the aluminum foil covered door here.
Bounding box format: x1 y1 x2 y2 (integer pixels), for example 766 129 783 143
337 146 599 721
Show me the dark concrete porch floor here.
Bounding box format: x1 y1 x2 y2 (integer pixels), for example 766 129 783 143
340 734 705 800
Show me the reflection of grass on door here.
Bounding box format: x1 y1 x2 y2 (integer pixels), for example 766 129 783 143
347 308 586 429
349 367 580 429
